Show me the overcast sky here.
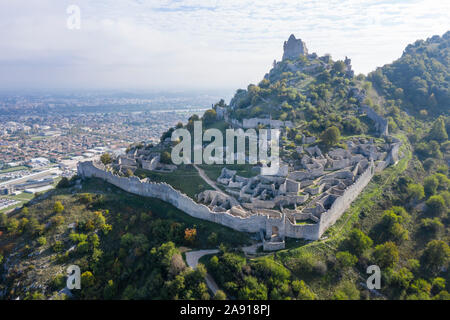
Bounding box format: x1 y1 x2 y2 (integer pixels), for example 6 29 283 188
0 0 449 92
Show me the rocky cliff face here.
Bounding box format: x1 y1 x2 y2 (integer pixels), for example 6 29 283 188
282 34 308 60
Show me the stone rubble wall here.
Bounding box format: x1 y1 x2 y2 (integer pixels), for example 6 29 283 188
78 148 388 242
263 239 286 251
361 106 388 136
318 161 375 237
386 138 401 165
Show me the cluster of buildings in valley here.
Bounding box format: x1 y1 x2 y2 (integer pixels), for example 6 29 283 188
0 198 20 210
0 94 210 212
0 109 206 166
0 93 220 115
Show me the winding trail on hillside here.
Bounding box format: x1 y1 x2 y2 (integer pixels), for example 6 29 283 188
186 249 219 269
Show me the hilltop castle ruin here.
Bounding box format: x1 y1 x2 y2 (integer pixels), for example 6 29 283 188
282 34 308 60
77 35 402 251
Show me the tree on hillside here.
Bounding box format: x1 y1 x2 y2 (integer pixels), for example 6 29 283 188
6 218 19 233
424 176 439 196
332 281 360 300
56 177 71 189
426 195 447 217
321 126 341 146
53 201 64 214
51 215 65 227
161 127 175 141
380 210 409 243
429 117 448 142
238 276 268 300
332 60 346 74
373 242 399 268
125 169 134 177
203 109 217 125
100 153 112 165
79 193 93 204
345 228 373 256
336 251 358 269
189 114 200 122
419 218 444 237
81 271 95 287
292 280 316 300
214 99 227 108
421 240 450 274
433 173 449 190
184 228 197 245
160 151 172 164
423 158 436 171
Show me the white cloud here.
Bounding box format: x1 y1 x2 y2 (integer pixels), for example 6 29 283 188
0 0 448 91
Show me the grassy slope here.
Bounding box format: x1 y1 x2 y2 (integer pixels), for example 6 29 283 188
0 178 252 297
134 164 212 198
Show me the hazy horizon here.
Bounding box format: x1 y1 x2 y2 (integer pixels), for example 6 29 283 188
1 0 449 92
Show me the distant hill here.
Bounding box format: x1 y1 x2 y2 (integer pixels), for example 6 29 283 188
368 31 449 117
1 33 448 302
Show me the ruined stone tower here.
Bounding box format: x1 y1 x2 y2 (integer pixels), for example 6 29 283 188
282 34 308 60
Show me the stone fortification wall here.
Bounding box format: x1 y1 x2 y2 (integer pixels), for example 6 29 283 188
141 156 159 171
285 220 321 240
242 118 294 129
227 117 293 129
263 240 286 251
78 161 273 234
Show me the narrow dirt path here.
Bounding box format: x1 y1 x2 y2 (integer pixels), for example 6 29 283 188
193 164 227 196
242 243 262 255
185 249 219 268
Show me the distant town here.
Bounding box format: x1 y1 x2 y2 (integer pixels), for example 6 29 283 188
0 92 216 213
